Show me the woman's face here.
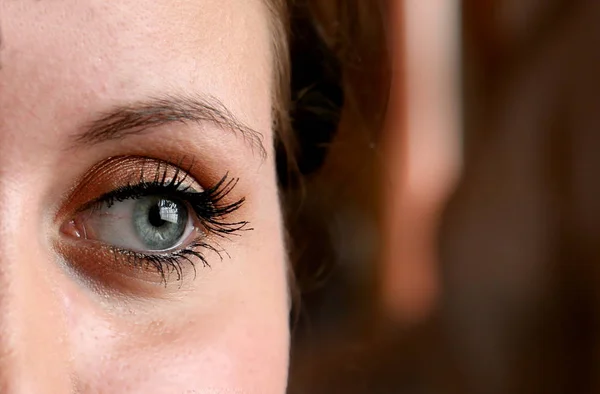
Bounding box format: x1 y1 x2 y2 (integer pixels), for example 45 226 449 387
0 0 289 392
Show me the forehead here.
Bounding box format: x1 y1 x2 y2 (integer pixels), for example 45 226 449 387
0 0 273 145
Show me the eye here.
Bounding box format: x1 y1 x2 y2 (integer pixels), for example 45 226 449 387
133 197 190 250
57 156 250 287
71 196 196 252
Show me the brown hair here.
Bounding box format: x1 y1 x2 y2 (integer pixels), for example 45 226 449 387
264 0 293 175
267 0 390 183
267 0 391 326
270 2 392 392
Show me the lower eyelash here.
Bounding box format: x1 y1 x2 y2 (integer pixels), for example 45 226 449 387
113 239 229 285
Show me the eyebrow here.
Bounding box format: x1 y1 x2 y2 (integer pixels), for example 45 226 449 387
73 94 267 158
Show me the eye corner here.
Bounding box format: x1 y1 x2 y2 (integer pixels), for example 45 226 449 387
59 218 81 240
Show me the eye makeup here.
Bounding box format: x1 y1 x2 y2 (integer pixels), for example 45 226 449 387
55 156 249 289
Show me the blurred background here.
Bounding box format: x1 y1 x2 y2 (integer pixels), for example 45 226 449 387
286 1 600 393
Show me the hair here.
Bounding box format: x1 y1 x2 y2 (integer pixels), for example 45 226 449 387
264 0 390 325
270 2 391 392
264 0 293 176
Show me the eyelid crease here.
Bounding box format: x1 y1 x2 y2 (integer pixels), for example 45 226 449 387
71 93 267 160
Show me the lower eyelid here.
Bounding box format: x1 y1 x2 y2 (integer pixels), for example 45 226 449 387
55 229 209 290
57 249 192 296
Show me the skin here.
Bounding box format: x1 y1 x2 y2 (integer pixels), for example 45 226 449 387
0 0 289 393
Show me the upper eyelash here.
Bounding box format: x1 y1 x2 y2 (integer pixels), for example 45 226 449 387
83 162 250 284
89 167 250 235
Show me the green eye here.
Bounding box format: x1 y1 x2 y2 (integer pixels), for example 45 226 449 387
133 197 189 250
74 196 194 253
58 159 249 285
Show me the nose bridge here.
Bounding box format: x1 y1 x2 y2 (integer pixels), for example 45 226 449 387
0 181 73 392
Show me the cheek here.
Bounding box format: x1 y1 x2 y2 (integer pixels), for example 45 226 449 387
74 308 289 393
66 241 290 394
53 149 289 392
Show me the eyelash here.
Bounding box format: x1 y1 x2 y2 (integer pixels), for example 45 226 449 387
83 162 250 284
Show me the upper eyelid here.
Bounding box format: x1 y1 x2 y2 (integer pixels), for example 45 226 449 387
68 93 267 160
56 156 203 220
83 167 202 210
90 182 202 211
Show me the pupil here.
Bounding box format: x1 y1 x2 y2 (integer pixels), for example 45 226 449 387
148 202 167 228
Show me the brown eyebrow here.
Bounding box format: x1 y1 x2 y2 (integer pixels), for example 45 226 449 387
73 94 267 158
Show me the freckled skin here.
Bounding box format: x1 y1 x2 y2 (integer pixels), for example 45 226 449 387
0 1 289 393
